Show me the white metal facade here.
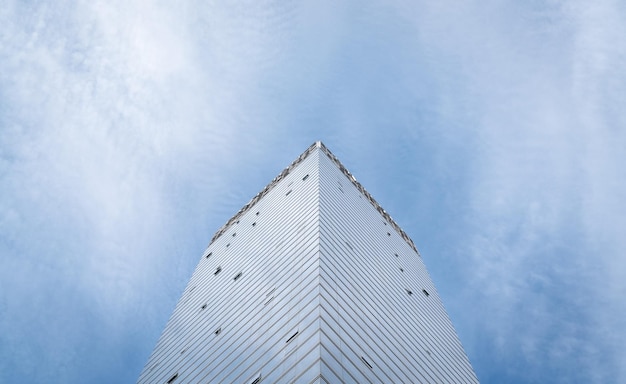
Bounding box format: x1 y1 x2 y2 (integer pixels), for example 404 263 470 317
138 142 478 384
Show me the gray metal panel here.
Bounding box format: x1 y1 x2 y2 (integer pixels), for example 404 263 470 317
318 151 478 383
138 143 477 383
138 150 322 384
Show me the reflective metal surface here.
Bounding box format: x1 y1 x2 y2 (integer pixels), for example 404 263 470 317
138 143 478 383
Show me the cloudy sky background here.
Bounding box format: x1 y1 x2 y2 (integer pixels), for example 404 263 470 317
1 0 625 382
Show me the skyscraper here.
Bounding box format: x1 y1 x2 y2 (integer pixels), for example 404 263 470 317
138 142 478 383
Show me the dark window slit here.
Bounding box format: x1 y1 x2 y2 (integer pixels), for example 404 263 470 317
286 331 299 343
167 373 179 383
361 356 373 369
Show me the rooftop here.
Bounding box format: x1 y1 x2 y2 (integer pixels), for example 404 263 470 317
209 141 419 254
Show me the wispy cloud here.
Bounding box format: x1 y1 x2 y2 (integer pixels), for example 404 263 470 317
1 0 624 383
397 1 626 382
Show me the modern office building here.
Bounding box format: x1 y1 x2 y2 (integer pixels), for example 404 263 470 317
138 141 478 383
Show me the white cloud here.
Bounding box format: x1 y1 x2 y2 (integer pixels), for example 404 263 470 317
1 0 624 382
403 0 626 381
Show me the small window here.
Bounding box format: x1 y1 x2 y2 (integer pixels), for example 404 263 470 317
399 268 404 272
167 373 179 384
395 253 399 257
226 243 230 248
286 330 299 343
406 289 413 296
214 266 222 275
214 327 222 336
387 232 391 236
206 252 212 259
235 220 240 224
360 356 373 369
256 211 260 216
422 289 430 297
233 272 242 281
201 303 207 310
250 374 262 384
252 222 256 226
232 232 236 237
286 189 292 196
302 174 309 181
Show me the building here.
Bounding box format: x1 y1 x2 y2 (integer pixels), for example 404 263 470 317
138 141 478 383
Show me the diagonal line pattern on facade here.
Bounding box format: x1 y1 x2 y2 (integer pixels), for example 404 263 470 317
138 142 478 383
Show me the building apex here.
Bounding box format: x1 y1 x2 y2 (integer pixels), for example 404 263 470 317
209 141 418 254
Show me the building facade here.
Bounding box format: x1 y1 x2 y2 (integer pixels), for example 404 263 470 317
138 142 478 383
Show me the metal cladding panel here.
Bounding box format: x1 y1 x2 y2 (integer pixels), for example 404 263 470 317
139 142 477 383
317 150 478 383
138 149 323 384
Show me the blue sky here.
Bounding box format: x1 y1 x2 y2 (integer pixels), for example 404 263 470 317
1 0 625 383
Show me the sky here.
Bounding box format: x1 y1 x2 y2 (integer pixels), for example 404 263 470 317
1 0 625 383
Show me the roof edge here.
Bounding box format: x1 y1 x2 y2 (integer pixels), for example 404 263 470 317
209 141 419 255
209 141 319 245
317 142 418 254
